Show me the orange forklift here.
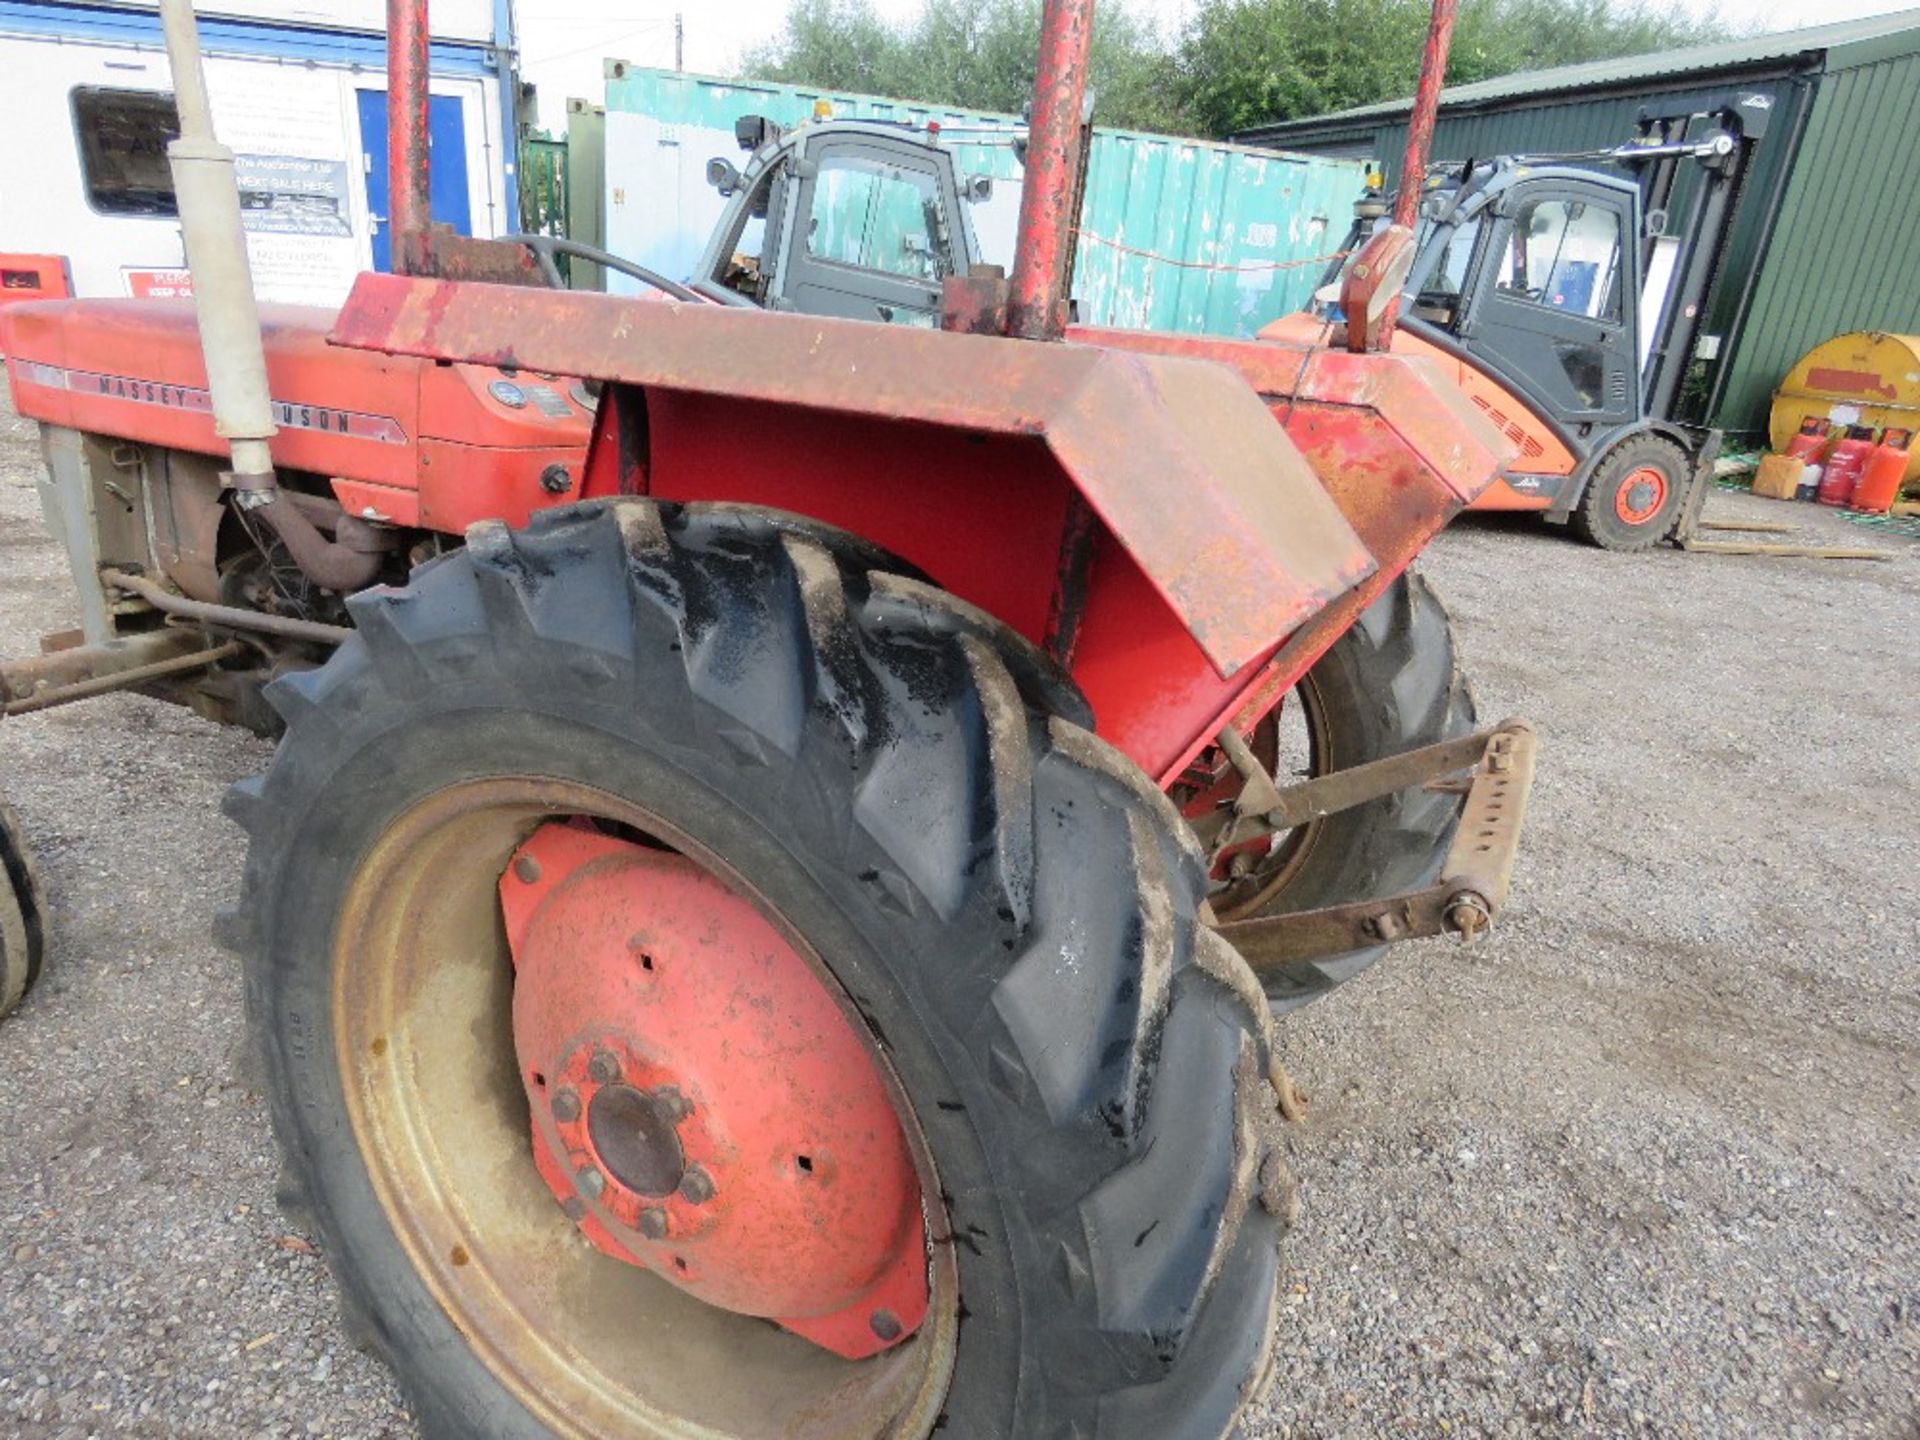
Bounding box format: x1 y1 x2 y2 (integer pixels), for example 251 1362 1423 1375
1272 93 1772 550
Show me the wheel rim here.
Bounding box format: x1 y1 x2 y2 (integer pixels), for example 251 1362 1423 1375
1174 677 1334 921
331 778 958 1440
1614 465 1670 525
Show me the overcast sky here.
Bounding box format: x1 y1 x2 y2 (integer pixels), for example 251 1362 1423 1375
517 0 1919 130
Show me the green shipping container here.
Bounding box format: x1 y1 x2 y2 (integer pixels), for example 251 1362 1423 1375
594 64 1362 339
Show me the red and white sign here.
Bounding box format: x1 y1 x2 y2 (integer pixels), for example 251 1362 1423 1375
124 269 195 300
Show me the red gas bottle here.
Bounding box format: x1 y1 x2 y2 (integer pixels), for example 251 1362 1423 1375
1851 427 1912 514
1818 426 1876 507
1784 415 1830 462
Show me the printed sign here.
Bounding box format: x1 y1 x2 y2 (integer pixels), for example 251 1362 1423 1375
125 269 195 299
236 155 354 238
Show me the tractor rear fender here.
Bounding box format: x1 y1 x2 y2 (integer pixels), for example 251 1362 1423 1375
331 275 1385 782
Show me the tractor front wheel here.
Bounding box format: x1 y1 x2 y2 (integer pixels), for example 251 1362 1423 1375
222 500 1289 1439
1189 573 1476 1015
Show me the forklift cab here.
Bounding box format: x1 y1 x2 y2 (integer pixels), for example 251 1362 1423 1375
693 116 989 327
1402 161 1645 432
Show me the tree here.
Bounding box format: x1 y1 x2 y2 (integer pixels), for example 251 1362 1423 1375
742 0 1186 134
743 0 1732 141
1174 0 1731 137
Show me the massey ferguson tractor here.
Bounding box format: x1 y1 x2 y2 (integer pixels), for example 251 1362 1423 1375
0 0 1538 1434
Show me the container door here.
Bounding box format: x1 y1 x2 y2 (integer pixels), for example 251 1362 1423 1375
1460 179 1638 428
773 137 957 326
357 90 472 272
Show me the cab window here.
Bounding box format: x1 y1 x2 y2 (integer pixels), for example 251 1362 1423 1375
73 87 180 217
1495 198 1623 321
1410 214 1484 329
806 156 946 281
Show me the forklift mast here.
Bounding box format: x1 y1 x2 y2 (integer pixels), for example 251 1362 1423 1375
1617 92 1771 422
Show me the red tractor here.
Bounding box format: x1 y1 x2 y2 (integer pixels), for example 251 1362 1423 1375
0 0 1536 1435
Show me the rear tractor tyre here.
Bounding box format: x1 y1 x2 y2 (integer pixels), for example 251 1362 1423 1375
0 794 47 1021
222 499 1291 1439
1571 434 1690 552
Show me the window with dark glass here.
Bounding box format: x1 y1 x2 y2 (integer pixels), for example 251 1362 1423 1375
73 88 181 217
1494 198 1624 321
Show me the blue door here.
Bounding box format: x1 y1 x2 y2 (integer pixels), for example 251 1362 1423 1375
357 90 472 272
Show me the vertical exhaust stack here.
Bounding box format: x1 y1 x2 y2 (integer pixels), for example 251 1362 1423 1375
158 0 277 482
157 0 384 592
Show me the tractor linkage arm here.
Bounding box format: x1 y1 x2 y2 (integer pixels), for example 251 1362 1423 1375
1208 719 1537 978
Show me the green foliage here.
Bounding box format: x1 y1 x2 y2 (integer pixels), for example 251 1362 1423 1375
1175 0 1730 136
744 0 1731 139
741 0 1186 133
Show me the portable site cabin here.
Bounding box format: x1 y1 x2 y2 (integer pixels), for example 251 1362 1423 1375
1234 9 1920 440
0 0 518 307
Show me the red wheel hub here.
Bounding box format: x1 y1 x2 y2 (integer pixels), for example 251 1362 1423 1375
1614 465 1670 525
498 822 928 1360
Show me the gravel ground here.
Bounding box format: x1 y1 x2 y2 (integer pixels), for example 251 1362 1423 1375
1 383 1915 1438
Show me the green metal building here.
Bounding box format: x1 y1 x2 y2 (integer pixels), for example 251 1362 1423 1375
1234 10 1920 439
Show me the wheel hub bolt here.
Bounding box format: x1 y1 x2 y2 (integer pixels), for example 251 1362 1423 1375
588 1049 622 1084
550 1087 581 1123
576 1165 606 1199
678 1164 715 1204
655 1085 691 1121
638 1206 669 1239
870 1309 903 1342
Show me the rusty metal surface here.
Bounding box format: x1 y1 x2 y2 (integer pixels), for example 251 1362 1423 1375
99 568 351 647
1216 720 1538 974
1068 323 1513 766
411 230 548 287
500 822 927 1361
1338 225 1417 355
1007 0 1094 341
940 269 1009 336
1 630 240 716
1070 324 1512 506
385 0 431 275
1395 0 1461 231
331 274 1374 677
148 450 225 602
1434 719 1536 939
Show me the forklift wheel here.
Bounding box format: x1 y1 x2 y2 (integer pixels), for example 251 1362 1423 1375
223 499 1288 1440
0 796 47 1020
1572 435 1690 552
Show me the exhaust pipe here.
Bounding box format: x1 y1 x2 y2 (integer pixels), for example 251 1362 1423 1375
157 0 382 593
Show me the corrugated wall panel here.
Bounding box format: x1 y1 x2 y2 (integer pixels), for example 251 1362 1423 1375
598 66 1359 336
1720 51 1920 433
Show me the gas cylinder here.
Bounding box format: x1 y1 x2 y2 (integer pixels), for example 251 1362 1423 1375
1818 427 1875 507
1785 416 1829 462
1850 428 1913 514
1797 462 1823 503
